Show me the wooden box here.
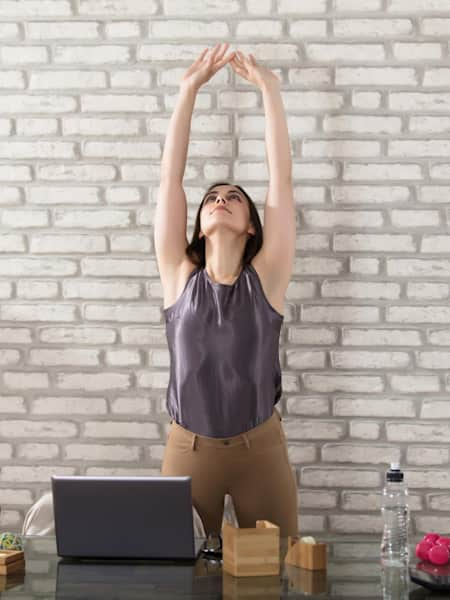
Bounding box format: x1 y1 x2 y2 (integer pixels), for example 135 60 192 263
222 519 280 577
0 550 25 577
284 536 327 571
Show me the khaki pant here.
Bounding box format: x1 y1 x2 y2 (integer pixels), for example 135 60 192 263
160 407 299 537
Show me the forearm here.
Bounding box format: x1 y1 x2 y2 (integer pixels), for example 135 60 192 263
160 83 197 184
261 82 292 182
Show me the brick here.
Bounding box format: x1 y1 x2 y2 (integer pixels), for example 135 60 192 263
84 421 159 439
1 466 75 482
407 447 449 466
1 304 76 322
349 421 381 440
29 349 100 366
393 42 442 60
390 374 440 392
387 423 450 442
54 209 131 228
283 420 346 440
331 184 414 200
31 234 106 253
79 0 157 15
330 514 382 534
277 0 327 13
30 70 106 89
306 43 385 61
56 372 131 391
64 280 141 299
1 46 48 64
334 18 413 37
302 305 380 322
299 490 337 509
54 45 130 64
331 350 410 369
0 397 25 413
2 209 48 227
105 22 141 38
0 141 75 159
334 397 416 418
301 467 381 487
304 374 384 393
17 281 59 299
337 66 417 86
303 139 380 157
111 397 151 414
39 327 116 344
289 20 327 37
407 282 449 299
66 444 140 461
335 0 382 9
287 396 329 416
17 118 58 135
323 281 400 300
335 234 415 252
17 443 59 460
322 444 400 464
0 2 71 17
27 21 99 39
342 328 420 346
389 92 450 112
32 397 107 414
387 260 450 278
389 0 450 12
0 420 76 437
324 114 403 133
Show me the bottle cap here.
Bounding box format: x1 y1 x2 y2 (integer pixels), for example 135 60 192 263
386 463 404 482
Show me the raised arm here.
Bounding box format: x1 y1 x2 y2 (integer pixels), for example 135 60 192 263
154 44 235 284
231 52 296 289
154 83 196 281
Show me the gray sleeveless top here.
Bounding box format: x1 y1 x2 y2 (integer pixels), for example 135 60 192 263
163 262 284 438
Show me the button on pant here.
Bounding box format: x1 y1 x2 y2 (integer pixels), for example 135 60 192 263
160 407 299 538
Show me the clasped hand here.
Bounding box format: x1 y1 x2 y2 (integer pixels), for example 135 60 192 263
180 42 280 92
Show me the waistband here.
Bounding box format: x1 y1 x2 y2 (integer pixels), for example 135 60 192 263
168 406 283 451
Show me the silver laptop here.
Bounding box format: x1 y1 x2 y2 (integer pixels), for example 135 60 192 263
51 475 207 560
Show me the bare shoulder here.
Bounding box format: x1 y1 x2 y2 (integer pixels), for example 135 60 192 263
250 253 288 318
161 257 198 311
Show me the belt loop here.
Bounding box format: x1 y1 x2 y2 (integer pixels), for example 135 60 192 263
191 433 197 451
242 433 250 449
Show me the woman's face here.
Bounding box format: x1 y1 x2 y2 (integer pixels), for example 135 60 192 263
200 185 251 239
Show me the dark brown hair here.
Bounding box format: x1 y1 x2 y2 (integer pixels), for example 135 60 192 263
185 181 263 268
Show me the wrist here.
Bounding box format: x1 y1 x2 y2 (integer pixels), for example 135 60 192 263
260 79 281 94
179 81 199 96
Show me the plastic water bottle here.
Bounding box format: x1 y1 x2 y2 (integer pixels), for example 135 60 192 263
380 562 409 600
380 463 410 565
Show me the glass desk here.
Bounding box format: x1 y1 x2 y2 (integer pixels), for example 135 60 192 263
0 534 439 599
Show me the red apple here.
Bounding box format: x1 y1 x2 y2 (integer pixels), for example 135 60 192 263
428 544 450 566
416 540 434 561
423 533 440 544
436 536 450 548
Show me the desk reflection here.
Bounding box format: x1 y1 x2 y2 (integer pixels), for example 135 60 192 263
0 534 436 599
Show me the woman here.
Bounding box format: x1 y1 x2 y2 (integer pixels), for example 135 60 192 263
154 43 298 540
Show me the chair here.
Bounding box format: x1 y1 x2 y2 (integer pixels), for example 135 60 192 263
21 490 239 537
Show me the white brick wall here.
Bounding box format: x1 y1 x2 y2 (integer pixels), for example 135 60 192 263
0 0 449 537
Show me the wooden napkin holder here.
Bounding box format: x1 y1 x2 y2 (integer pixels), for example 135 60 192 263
284 536 327 571
222 519 280 577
